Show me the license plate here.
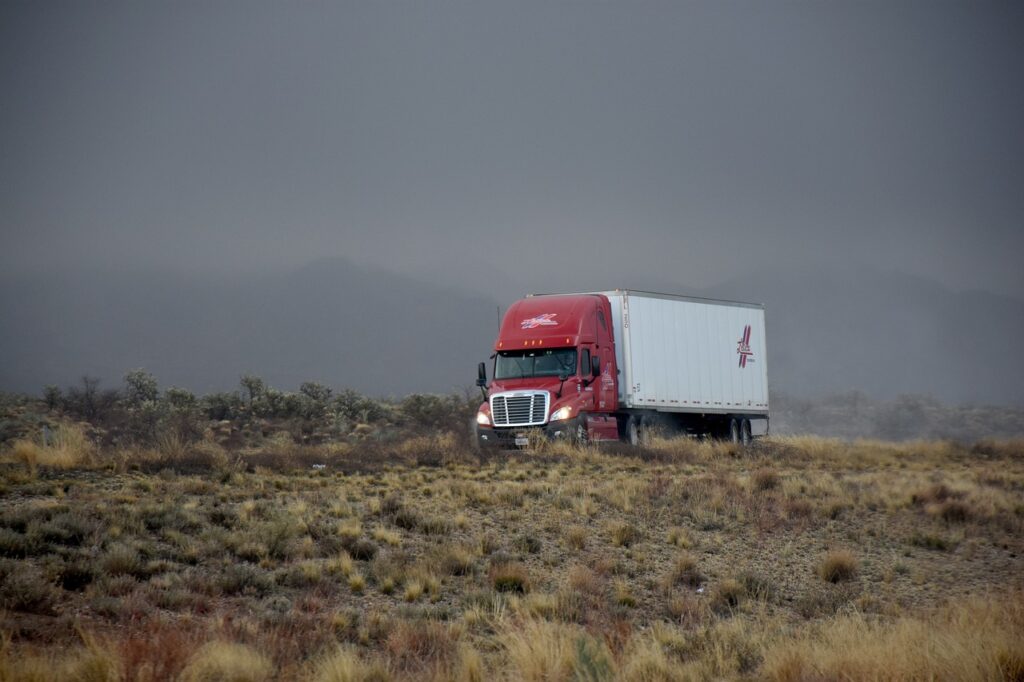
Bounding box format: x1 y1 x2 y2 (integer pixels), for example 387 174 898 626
515 436 529 447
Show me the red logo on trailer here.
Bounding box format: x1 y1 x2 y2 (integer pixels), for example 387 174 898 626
737 325 754 367
520 313 559 329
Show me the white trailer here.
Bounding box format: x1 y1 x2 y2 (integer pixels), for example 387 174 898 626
600 290 769 439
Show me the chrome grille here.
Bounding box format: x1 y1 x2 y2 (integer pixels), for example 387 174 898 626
490 391 550 427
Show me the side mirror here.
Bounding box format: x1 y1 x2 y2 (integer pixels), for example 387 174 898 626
558 369 570 382
591 355 601 377
476 362 487 387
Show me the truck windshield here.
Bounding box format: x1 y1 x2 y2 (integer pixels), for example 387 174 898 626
495 348 577 380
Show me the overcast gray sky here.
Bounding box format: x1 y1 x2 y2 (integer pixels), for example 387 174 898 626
2 1 1023 299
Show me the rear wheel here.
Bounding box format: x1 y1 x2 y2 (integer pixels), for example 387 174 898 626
740 418 752 446
728 418 740 444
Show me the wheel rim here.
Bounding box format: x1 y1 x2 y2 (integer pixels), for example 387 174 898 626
729 419 739 443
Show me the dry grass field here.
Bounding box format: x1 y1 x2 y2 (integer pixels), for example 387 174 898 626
1 430 1023 681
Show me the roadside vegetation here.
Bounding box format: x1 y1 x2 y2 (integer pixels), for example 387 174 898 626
0 376 1022 680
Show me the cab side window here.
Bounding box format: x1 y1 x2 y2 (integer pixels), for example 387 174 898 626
581 349 591 377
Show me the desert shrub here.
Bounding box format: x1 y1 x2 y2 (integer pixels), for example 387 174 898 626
514 533 542 555
313 646 391 682
710 578 746 613
565 526 587 550
0 632 121 682
220 564 274 595
490 562 530 593
385 620 459 670
763 594 1024 681
399 393 473 432
203 392 243 421
239 374 266 408
665 553 704 588
63 376 119 422
609 521 640 547
348 538 379 561
502 619 613 682
666 526 694 549
124 369 159 405
179 642 273 682
334 390 392 424
0 528 33 557
818 550 858 583
43 384 62 410
935 500 973 524
439 546 475 576
738 571 775 602
0 563 59 614
909 531 956 551
752 467 780 491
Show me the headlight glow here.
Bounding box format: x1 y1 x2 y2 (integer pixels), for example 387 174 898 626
476 410 492 426
550 405 573 421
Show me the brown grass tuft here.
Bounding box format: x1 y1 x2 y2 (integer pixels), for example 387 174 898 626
178 641 273 682
490 561 530 593
818 550 858 583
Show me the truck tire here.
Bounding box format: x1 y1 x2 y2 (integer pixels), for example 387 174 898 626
573 417 588 445
728 418 740 444
741 418 752 446
627 416 645 446
469 420 482 453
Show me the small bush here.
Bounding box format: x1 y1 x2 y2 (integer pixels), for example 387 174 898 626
514 533 542 555
312 646 390 682
179 642 273 682
909 532 956 552
752 467 780 491
818 550 858 583
565 525 587 550
490 562 530 593
0 565 59 614
609 521 640 547
440 546 475 576
666 526 693 549
666 553 704 588
710 578 746 613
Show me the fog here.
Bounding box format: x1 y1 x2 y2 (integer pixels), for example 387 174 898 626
2 2 1023 404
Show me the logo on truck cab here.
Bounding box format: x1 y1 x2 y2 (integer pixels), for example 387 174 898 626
521 313 558 329
737 325 754 367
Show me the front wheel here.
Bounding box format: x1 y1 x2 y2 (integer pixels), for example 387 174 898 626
573 417 589 445
740 418 752 446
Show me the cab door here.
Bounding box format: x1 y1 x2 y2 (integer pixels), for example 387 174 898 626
592 302 618 412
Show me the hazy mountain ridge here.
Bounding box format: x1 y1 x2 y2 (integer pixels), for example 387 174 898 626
1 260 1022 406
0 259 498 397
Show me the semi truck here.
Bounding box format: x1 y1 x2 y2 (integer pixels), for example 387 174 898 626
473 290 769 447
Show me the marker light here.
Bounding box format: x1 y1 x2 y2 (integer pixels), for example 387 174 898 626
550 405 573 422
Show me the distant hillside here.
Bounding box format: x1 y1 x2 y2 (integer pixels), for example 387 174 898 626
0 259 498 396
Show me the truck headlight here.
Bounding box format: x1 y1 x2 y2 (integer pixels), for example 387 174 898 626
476 410 492 426
550 405 573 421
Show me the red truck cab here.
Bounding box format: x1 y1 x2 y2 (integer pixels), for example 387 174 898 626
474 294 621 447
